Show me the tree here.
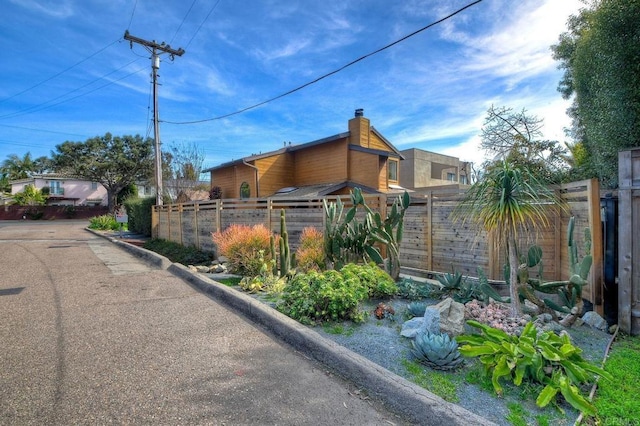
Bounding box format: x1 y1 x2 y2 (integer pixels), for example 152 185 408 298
163 142 206 202
52 133 153 212
1 152 36 180
552 0 640 188
479 106 568 183
452 161 563 317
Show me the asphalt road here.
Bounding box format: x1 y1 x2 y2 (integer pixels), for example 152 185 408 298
0 221 407 425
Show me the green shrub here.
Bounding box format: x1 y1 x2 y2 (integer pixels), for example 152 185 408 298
142 239 212 265
277 270 368 324
457 320 613 416
238 250 286 294
212 224 275 277
340 262 397 298
123 197 155 236
89 214 120 231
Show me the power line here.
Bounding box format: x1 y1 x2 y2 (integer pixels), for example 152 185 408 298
127 0 138 30
0 124 88 138
185 0 222 49
0 39 121 105
0 59 144 120
171 0 198 44
163 0 482 125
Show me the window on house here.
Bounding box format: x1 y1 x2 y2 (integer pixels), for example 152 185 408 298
447 173 456 182
388 160 398 181
91 182 98 190
240 181 250 199
460 175 468 185
49 181 64 195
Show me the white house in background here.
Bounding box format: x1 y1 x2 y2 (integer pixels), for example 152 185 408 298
10 174 108 206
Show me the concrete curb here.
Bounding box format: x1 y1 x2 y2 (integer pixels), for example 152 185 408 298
85 228 172 270
90 230 495 425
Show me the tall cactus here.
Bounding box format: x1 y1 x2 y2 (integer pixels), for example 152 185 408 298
277 209 293 277
513 216 592 316
363 190 411 280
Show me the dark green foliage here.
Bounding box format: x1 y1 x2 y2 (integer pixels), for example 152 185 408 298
551 0 640 188
340 262 397 299
117 183 137 204
277 269 368 324
458 320 612 416
52 133 153 211
142 238 212 265
123 197 155 236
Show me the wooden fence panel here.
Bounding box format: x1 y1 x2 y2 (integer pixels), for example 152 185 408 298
151 180 601 311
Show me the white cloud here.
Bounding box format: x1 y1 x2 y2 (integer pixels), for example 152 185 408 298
10 0 75 18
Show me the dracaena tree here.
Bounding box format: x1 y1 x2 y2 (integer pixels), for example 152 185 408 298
52 133 153 212
452 160 563 317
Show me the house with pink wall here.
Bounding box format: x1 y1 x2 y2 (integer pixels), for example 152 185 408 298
10 174 108 206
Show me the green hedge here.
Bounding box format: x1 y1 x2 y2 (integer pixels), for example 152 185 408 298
123 197 155 236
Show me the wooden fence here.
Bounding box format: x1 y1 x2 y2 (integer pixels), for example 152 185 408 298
152 179 603 313
618 148 640 335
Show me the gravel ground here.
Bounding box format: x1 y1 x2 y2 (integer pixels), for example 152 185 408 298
310 297 615 426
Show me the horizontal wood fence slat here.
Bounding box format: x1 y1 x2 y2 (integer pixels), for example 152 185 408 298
152 179 603 313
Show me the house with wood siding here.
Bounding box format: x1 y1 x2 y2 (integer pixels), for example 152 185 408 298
203 109 406 198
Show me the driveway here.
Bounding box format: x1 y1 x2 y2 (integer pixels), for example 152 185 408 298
0 221 406 425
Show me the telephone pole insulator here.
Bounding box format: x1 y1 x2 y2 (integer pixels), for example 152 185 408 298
123 30 185 206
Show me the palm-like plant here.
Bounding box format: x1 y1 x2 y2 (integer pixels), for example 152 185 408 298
1 152 36 180
452 160 563 317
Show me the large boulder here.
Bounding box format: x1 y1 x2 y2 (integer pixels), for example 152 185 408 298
431 298 465 336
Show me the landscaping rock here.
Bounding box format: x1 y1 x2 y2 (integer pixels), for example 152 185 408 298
422 307 441 334
432 298 465 336
582 311 609 332
211 264 227 273
400 317 425 338
195 265 211 273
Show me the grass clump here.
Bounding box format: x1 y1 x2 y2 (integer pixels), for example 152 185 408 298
142 238 212 265
592 334 640 424
401 359 459 403
212 224 274 277
89 214 122 231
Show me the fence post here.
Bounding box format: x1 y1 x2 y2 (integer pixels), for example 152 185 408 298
215 199 221 232
586 178 604 315
151 205 158 239
426 191 433 271
618 148 638 335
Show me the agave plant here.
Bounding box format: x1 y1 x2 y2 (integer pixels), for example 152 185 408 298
406 301 428 318
411 331 464 371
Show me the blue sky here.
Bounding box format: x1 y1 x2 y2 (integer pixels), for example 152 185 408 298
0 0 583 172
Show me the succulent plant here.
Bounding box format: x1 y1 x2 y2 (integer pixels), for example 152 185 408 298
406 301 428 318
411 331 464 371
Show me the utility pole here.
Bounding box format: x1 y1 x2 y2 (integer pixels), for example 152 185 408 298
123 30 185 206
